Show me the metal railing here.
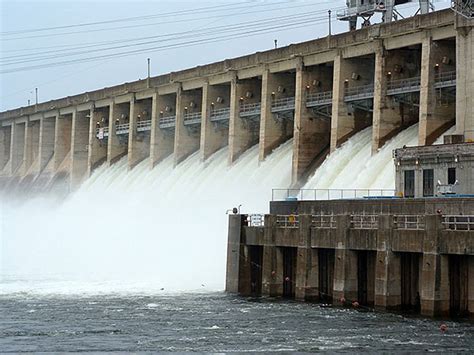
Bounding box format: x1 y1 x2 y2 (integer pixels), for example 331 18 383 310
272 188 396 201
271 97 295 112
351 215 378 229
276 215 299 228
159 116 176 129
434 70 457 88
247 214 265 227
95 127 109 139
336 3 384 18
311 214 336 229
344 84 374 101
137 120 152 132
387 76 421 95
306 91 333 107
239 102 261 117
451 0 474 19
210 107 230 122
394 215 425 230
116 123 130 135
443 215 474 231
184 112 202 125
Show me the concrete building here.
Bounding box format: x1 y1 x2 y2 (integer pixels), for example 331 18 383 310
0 9 471 191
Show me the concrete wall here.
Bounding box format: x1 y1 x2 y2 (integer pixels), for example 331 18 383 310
108 102 129 165
129 97 152 169
0 126 11 172
70 110 90 188
150 93 176 167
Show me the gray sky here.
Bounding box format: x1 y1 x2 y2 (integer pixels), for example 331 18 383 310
0 0 450 112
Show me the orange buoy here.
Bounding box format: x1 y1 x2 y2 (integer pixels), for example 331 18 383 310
440 323 448 333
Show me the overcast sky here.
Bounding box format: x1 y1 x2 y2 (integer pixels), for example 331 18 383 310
0 0 450 112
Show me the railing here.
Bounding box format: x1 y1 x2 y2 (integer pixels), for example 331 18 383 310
451 0 474 19
159 116 176 129
210 107 230 122
95 127 109 139
351 215 378 229
137 119 152 132
272 188 396 201
271 97 295 112
276 215 299 228
183 112 202 125
239 102 261 117
443 215 474 231
344 84 374 101
311 214 336 229
394 215 425 230
336 3 384 18
247 214 265 227
306 91 333 107
387 76 421 95
434 70 457 88
116 123 130 135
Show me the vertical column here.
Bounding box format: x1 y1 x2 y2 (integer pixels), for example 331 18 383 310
228 77 261 164
128 98 152 169
0 126 12 172
70 110 90 188
421 215 449 317
53 114 72 172
259 70 295 161
200 83 230 161
468 256 474 317
174 87 202 166
225 214 244 293
419 37 456 145
456 27 474 140
38 115 56 173
22 121 40 177
108 103 129 165
295 215 311 301
9 122 26 175
332 215 358 302
87 109 107 176
261 214 277 296
375 215 401 309
150 93 175 168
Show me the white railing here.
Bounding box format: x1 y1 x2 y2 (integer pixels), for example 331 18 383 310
387 76 421 94
137 119 152 132
271 97 295 111
311 214 336 229
276 215 299 228
116 123 130 135
239 102 261 116
95 127 109 139
443 215 474 231
344 84 374 100
306 91 333 106
247 214 265 227
272 188 396 201
351 215 378 229
159 116 176 128
337 3 385 18
210 107 230 121
394 215 425 230
183 112 202 125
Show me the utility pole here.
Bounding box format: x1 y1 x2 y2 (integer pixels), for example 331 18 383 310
147 58 151 88
328 10 332 36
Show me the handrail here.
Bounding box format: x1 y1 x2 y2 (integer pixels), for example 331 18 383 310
387 76 421 93
344 84 374 99
239 102 261 115
247 214 265 227
442 215 474 231
311 214 336 229
272 188 396 201
306 91 333 103
136 119 152 131
210 107 230 121
435 70 456 83
95 127 109 139
351 215 378 229
184 112 202 123
271 97 295 111
394 215 425 230
276 214 299 228
159 115 176 128
116 123 129 135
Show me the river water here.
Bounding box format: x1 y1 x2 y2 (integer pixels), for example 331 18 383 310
1 292 473 352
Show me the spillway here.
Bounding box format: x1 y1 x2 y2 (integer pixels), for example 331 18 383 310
0 125 453 295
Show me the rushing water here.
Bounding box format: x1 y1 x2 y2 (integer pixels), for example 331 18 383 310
1 125 472 352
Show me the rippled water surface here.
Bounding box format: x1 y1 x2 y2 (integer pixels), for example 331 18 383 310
1 292 473 352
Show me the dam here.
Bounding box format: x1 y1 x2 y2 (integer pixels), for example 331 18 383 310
0 4 473 317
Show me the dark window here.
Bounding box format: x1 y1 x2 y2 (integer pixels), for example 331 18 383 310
448 168 456 185
423 169 434 197
404 170 415 198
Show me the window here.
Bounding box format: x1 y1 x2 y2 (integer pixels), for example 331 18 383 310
423 169 434 197
404 170 415 198
448 168 456 185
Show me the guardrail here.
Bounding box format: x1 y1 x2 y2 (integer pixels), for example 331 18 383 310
434 70 457 88
137 119 152 132
387 76 421 95
184 112 202 125
116 123 130 135
276 215 299 228
306 91 333 107
351 215 378 229
311 214 336 229
239 102 261 117
272 188 396 201
247 214 265 227
442 215 474 231
344 84 374 101
394 215 425 230
271 97 295 112
95 127 109 139
210 107 230 122
159 116 176 129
